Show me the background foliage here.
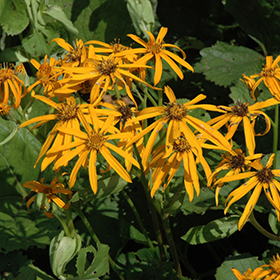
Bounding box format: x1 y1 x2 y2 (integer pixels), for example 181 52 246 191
0 0 279 279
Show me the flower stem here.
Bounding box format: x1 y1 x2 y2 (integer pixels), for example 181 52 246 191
53 212 72 238
249 211 280 241
161 213 183 277
121 189 157 256
133 144 166 261
74 205 125 280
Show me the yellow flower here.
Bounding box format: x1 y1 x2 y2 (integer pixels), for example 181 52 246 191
56 49 158 106
23 177 73 215
50 38 87 67
232 267 264 280
96 100 145 171
249 55 280 101
208 149 263 206
19 94 87 171
215 154 280 230
0 102 11 115
0 63 26 108
205 98 279 156
118 27 194 85
259 253 280 280
149 134 211 200
46 106 140 194
27 55 63 97
126 86 232 170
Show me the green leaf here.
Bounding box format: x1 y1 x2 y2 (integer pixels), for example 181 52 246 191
126 0 155 38
215 253 265 280
181 186 216 215
0 0 29 36
75 243 109 279
181 215 239 245
269 209 280 235
229 79 273 104
43 4 78 35
49 231 82 277
0 118 41 197
194 41 264 87
0 197 54 252
22 32 51 58
10 263 55 280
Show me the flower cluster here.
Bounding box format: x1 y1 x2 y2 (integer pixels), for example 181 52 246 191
5 27 279 232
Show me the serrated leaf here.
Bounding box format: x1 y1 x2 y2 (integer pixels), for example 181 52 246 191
126 0 155 38
215 253 265 280
22 32 51 58
181 215 239 244
229 79 273 104
195 41 264 87
0 0 29 36
75 243 109 279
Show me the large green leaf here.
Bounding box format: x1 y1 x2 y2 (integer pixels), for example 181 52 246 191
49 0 135 43
215 253 265 280
0 0 29 36
0 118 41 197
74 244 109 279
225 0 280 53
195 41 264 87
0 197 55 252
181 215 239 245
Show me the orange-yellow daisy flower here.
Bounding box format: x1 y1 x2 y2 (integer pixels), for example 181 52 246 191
258 253 280 280
148 134 212 200
23 176 73 215
0 102 11 115
96 100 145 171
27 55 63 97
46 106 140 194
0 63 26 108
249 55 280 101
215 154 280 230
118 27 194 85
208 149 263 206
55 49 158 107
19 94 88 171
126 86 232 170
232 267 264 280
50 38 87 67
205 98 279 156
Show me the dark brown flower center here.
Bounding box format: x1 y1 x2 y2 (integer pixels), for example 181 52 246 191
57 101 78 122
257 167 274 184
261 65 276 77
232 102 249 117
111 39 129 53
230 154 245 170
173 135 191 153
165 103 187 120
96 57 117 75
118 104 133 122
147 43 162 54
0 63 16 81
86 131 105 151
